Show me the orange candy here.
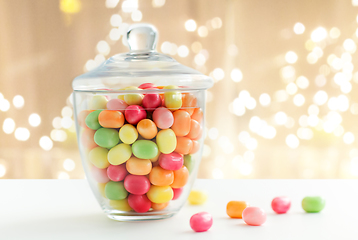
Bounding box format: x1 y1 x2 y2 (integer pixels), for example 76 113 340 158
191 108 203 123
126 157 152 175
185 119 201 139
78 110 93 128
171 110 191 137
181 93 197 115
81 128 98 149
137 119 158 139
226 201 249 218
174 137 193 155
170 166 189 188
190 140 200 154
98 110 124 128
149 166 174 186
151 201 169 211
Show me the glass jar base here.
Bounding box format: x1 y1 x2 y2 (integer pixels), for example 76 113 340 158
105 211 177 221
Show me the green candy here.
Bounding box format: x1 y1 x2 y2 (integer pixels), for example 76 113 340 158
132 140 158 159
94 128 119 149
105 181 128 200
85 110 102 130
184 155 194 173
302 196 326 213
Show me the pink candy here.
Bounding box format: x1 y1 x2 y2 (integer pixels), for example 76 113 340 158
158 152 183 171
242 207 266 226
107 99 128 113
172 187 184 200
125 105 147 125
107 164 128 182
138 83 157 89
271 196 291 214
152 107 174 129
190 212 213 232
124 175 151 195
128 194 151 213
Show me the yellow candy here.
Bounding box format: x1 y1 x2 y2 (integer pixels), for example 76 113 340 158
89 95 108 110
108 143 132 165
98 183 107 198
88 147 110 169
109 199 132 211
164 85 182 110
123 86 143 105
156 129 177 154
188 190 208 205
119 124 138 144
147 185 174 204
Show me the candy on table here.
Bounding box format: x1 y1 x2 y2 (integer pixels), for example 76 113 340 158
172 187 183 200
152 107 174 129
107 164 128 182
149 166 174 186
242 207 267 226
156 129 177 154
302 196 325 213
128 194 152 213
271 196 291 214
106 99 128 113
89 95 108 110
81 128 98 149
126 157 152 175
88 147 110 169
170 166 189 188
158 152 184 171
124 175 151 195
124 105 147 125
171 110 191 136
226 201 249 218
109 199 132 211
147 185 174 203
119 124 138 144
188 190 208 205
94 128 120 149
85 110 102 130
105 181 128 200
132 140 159 159
123 86 144 105
190 212 213 232
98 110 124 128
107 143 132 165
163 85 182 110
136 119 157 139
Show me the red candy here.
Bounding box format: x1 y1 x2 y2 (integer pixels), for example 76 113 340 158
138 83 157 89
107 164 128 182
190 212 213 232
158 152 184 170
128 194 152 213
271 196 291 214
172 187 183 200
124 175 151 195
125 105 147 125
142 94 162 109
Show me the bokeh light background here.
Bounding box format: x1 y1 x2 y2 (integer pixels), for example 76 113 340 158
1 0 358 179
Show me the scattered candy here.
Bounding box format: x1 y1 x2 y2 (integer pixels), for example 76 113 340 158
190 212 213 232
242 207 266 226
302 196 325 213
226 201 249 218
271 196 291 214
188 190 207 205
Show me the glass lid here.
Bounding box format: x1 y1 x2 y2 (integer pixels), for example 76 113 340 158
72 24 214 91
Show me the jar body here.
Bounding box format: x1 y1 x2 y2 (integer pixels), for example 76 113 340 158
73 87 206 221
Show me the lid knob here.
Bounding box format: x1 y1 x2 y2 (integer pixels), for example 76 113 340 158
126 24 158 52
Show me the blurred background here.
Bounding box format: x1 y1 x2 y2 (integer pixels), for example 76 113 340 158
1 0 358 179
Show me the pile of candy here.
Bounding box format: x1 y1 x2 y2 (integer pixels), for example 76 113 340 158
77 83 203 213
188 190 326 232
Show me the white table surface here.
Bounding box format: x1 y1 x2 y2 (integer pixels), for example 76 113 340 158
1 179 357 239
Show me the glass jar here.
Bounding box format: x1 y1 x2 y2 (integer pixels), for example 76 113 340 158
72 24 213 221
